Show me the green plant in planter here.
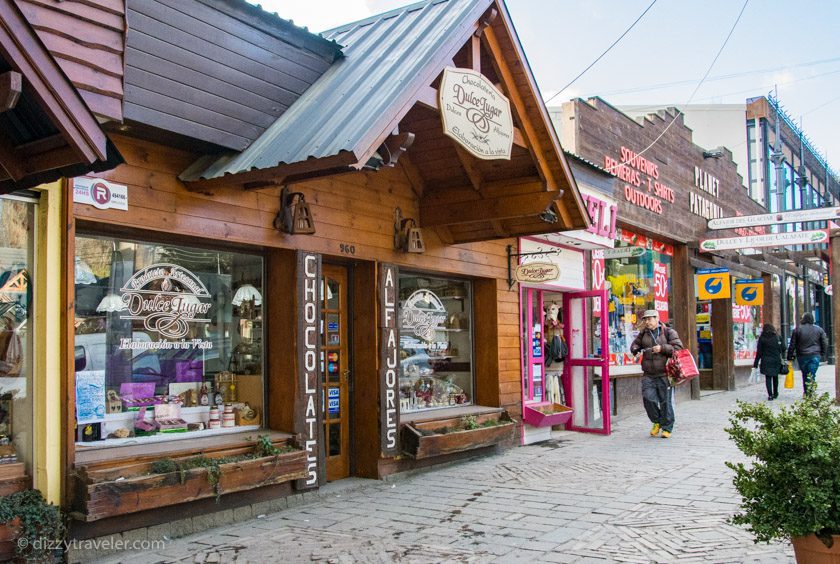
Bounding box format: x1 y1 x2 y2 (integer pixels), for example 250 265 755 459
0 489 66 561
461 415 478 430
725 393 840 547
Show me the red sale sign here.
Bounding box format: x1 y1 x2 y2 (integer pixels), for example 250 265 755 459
732 304 752 323
592 250 605 317
653 262 669 322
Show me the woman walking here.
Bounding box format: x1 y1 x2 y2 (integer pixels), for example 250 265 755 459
753 323 783 400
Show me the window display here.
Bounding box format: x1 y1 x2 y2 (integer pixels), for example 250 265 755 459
74 236 264 446
399 274 473 412
604 230 673 366
0 198 34 474
733 304 761 360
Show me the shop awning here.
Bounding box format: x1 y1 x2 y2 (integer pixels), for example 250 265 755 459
0 0 121 194
180 0 589 243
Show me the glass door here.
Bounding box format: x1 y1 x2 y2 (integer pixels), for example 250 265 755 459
521 289 544 404
321 264 350 480
563 289 611 435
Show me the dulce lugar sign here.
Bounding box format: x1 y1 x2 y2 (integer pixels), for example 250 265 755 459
439 67 513 160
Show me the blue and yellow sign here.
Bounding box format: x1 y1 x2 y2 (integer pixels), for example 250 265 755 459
697 268 731 300
734 279 764 306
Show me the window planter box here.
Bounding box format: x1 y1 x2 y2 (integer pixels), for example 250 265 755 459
72 446 307 522
401 411 516 459
0 517 21 561
522 403 573 427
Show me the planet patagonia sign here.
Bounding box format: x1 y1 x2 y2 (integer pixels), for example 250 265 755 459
699 229 828 251
439 67 513 160
515 262 560 284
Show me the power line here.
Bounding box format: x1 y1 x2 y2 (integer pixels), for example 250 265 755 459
603 0 750 175
544 0 657 105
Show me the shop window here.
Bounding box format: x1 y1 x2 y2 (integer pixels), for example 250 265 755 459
74 236 264 446
733 305 761 361
398 274 473 412
604 232 673 367
0 198 34 475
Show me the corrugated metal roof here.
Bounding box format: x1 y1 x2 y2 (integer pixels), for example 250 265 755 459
189 0 491 181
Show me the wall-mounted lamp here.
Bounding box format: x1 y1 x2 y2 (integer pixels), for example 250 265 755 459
539 205 559 224
274 186 315 234
394 207 426 253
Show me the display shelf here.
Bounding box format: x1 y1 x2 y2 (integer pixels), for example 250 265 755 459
78 405 212 426
75 424 260 449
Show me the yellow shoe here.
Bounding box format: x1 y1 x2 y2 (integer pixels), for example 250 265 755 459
650 423 661 436
661 430 671 438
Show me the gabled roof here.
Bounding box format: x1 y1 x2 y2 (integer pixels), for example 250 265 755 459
0 0 120 193
182 0 493 182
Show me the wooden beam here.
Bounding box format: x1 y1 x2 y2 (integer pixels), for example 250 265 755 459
381 131 415 167
0 70 21 111
421 190 559 227
483 25 556 191
454 146 482 191
0 134 24 180
710 255 761 278
398 154 425 199
469 35 481 72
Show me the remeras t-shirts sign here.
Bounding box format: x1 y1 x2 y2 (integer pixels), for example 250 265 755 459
439 67 513 160
603 147 675 215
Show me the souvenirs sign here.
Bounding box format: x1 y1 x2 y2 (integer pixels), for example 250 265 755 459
439 67 513 160
708 208 840 230
700 229 828 252
73 177 128 211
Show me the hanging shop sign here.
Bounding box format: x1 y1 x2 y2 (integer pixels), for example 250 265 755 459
439 67 513 160
708 208 840 230
73 177 128 211
379 263 400 456
514 262 560 284
296 251 324 488
734 279 764 306
699 229 828 252
518 238 585 290
697 268 731 300
653 262 669 322
117 264 212 349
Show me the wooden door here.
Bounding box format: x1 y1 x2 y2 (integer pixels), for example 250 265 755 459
322 264 350 480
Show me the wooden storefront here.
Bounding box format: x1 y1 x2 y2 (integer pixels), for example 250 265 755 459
60 0 590 536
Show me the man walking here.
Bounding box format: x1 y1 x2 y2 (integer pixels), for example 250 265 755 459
786 312 828 396
630 310 683 438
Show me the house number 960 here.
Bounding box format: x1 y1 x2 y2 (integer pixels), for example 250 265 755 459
339 243 356 255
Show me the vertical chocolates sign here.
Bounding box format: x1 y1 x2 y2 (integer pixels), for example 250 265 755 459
296 251 324 488
379 264 400 456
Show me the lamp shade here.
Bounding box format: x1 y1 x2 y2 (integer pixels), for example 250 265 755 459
96 293 126 313
75 258 97 285
232 283 262 306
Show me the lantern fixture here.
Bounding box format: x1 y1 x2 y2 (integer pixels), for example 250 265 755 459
274 186 315 234
394 207 425 253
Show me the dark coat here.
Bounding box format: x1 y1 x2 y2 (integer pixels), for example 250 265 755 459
630 323 683 377
787 318 828 361
754 332 783 376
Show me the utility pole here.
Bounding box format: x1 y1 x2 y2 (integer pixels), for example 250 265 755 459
769 103 789 343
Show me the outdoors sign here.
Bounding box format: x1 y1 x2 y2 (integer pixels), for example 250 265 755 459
439 67 513 160
73 177 128 210
700 229 828 251
734 279 764 306
514 262 560 284
697 268 731 300
708 208 840 230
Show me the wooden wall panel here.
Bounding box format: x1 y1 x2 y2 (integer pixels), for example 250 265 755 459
124 0 334 150
265 248 297 432
352 262 379 478
18 0 125 121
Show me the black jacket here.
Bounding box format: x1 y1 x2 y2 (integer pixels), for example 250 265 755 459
753 332 783 376
630 324 683 377
787 322 828 361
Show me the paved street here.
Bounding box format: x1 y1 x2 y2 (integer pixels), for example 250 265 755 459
94 366 839 563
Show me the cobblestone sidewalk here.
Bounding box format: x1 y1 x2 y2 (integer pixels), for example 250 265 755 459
94 366 839 563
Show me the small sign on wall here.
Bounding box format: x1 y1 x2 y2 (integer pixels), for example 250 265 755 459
73 177 128 210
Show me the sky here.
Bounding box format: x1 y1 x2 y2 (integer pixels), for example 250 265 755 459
254 0 840 172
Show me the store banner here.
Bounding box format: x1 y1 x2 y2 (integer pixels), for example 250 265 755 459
378 263 400 456
592 250 605 317
734 279 764 306
653 262 669 322
697 268 731 300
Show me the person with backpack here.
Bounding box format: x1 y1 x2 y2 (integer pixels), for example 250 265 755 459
753 323 783 401
786 312 828 396
630 310 683 438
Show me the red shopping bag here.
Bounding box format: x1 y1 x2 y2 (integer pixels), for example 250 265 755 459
666 348 700 385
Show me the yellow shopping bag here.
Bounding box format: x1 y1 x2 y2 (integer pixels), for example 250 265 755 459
784 363 794 389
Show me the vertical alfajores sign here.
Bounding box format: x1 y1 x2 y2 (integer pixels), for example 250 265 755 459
379 264 400 456
296 251 324 488
439 67 513 160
